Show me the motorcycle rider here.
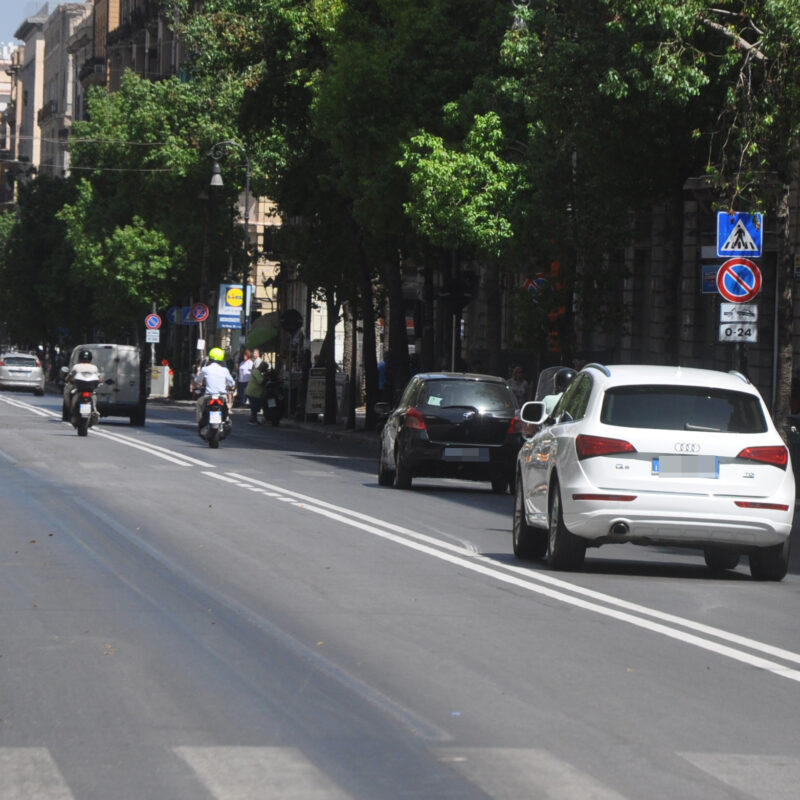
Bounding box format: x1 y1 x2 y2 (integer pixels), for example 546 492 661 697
542 366 576 416
195 347 236 428
66 349 101 425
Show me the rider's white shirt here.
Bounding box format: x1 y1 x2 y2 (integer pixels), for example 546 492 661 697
200 362 235 394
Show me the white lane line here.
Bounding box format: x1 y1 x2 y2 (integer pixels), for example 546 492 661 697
0 748 74 799
221 471 800 683
435 748 629 800
174 747 354 800
0 396 213 468
0 396 52 417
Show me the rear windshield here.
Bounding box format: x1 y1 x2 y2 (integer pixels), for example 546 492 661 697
601 385 767 433
418 380 515 413
3 356 37 367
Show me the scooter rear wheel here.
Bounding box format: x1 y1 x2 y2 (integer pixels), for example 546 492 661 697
208 427 220 448
77 418 89 436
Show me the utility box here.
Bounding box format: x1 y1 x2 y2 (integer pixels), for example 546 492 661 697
150 366 171 398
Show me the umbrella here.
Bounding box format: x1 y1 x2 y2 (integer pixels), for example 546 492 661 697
246 312 279 352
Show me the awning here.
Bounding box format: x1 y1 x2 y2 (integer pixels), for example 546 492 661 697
247 312 279 352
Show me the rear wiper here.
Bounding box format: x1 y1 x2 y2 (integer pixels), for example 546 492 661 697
685 422 721 432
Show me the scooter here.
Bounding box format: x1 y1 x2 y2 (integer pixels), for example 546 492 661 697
63 374 100 436
198 393 232 448
262 373 285 427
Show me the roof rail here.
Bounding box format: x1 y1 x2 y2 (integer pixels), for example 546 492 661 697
728 370 751 384
583 362 611 377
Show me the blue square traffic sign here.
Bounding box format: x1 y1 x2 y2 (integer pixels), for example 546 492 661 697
717 211 763 258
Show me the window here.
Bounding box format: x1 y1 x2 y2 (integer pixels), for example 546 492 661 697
601 385 767 433
418 380 514 413
556 374 592 422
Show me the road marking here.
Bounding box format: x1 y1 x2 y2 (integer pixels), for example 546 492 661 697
679 753 800 800
0 396 52 417
174 747 354 799
435 747 629 800
0 748 74 799
222 472 800 684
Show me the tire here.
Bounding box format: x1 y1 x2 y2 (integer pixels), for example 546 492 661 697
208 427 220 449
513 474 547 559
749 538 791 581
393 448 412 489
378 445 395 487
547 479 586 570
34 388 44 397
491 475 510 494
62 401 70 422
704 548 740 573
130 403 146 426
77 417 89 437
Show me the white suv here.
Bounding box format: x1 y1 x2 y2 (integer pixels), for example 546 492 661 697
514 364 795 580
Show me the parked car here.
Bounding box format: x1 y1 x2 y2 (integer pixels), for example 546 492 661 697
0 351 46 395
376 372 524 492
513 363 795 580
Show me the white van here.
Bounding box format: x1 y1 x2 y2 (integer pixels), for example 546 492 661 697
65 344 147 425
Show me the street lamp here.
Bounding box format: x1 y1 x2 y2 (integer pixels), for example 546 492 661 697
208 140 252 340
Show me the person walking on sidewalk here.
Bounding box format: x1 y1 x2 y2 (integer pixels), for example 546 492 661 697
236 349 253 407
245 361 270 424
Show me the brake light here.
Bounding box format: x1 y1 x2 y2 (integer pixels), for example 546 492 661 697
80 391 91 399
35 359 41 367
735 501 790 511
209 397 223 408
737 446 788 469
576 434 636 460
0 359 4 366
403 407 427 431
507 416 524 435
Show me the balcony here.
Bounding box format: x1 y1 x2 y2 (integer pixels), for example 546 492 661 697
37 100 58 125
78 57 107 85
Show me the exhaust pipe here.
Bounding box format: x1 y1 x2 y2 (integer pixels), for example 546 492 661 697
610 522 629 536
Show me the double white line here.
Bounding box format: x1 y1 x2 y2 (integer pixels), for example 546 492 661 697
207 470 800 685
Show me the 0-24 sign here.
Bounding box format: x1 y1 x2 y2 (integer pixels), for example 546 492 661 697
718 324 757 343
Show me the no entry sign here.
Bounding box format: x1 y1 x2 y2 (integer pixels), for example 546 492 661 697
715 257 762 303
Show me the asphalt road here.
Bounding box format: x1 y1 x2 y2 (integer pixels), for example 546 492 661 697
1 391 799 799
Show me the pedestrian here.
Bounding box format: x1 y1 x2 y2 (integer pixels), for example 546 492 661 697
251 348 262 369
236 349 253 407
508 365 530 407
245 360 270 424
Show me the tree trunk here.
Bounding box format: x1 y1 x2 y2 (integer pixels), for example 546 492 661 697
359 244 379 430
773 183 794 442
384 249 409 399
323 293 340 424
483 261 502 375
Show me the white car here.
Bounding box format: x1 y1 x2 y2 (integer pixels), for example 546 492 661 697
513 364 795 580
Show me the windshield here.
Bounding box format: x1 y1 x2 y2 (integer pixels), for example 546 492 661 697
600 385 767 433
418 380 515 413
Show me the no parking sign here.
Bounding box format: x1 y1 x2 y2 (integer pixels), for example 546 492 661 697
715 257 762 304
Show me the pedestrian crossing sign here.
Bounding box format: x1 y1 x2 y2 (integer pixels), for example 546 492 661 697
717 211 763 257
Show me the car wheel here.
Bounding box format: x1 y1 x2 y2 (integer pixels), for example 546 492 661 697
513 474 547 559
377 444 395 487
749 538 791 581
704 548 740 573
34 388 44 397
393 448 412 489
491 475 509 494
130 403 146 426
547 479 586 570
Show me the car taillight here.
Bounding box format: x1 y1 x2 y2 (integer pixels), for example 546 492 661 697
507 416 524 435
737 446 788 469
0 359 4 366
576 434 636 460
403 407 427 431
735 501 790 511
35 359 41 367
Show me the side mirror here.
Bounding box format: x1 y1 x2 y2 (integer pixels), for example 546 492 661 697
60 366 69 377
374 401 391 418
520 400 548 426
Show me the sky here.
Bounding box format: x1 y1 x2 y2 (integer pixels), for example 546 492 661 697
0 0 49 46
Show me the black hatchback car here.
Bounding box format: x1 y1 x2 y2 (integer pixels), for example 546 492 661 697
376 372 523 492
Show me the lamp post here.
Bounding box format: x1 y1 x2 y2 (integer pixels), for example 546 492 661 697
208 140 252 341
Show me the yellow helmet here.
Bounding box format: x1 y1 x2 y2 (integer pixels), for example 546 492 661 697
208 347 225 362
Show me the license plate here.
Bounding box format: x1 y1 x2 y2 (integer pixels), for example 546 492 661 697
79 403 92 416
209 410 222 424
443 447 488 462
267 398 276 408
652 455 719 478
